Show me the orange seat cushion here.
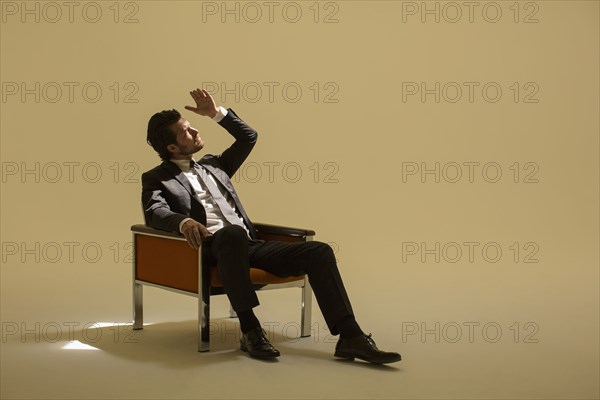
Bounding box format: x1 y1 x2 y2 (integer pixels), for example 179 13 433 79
210 267 304 287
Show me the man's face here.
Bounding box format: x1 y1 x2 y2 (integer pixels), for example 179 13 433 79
167 118 203 159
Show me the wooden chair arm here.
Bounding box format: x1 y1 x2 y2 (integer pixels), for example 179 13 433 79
131 224 186 240
130 223 317 243
252 222 316 238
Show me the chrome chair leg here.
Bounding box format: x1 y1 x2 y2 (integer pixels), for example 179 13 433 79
301 277 313 337
198 248 210 352
133 282 143 330
132 233 143 330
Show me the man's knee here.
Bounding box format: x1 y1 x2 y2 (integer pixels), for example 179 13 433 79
307 241 336 263
214 225 248 247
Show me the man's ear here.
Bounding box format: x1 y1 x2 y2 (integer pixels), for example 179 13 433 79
166 143 178 155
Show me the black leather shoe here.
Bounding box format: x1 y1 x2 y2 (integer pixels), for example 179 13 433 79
334 333 401 364
240 327 280 359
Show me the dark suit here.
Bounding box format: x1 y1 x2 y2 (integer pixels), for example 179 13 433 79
141 108 354 334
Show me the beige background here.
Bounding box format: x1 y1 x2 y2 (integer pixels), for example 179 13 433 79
1 1 598 399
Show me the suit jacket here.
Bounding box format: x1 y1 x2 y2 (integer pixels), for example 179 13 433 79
141 108 259 239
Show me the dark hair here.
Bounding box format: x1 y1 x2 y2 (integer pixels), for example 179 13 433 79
146 109 181 161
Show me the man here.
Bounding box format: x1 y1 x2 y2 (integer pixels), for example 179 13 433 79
142 88 401 364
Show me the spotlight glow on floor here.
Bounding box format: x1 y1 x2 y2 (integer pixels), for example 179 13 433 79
61 340 99 350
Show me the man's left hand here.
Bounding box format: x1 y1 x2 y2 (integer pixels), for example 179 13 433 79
185 88 218 118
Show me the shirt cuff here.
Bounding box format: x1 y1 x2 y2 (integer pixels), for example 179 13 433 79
211 106 228 123
179 217 193 233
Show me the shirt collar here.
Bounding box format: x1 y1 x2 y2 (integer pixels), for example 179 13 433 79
170 158 195 172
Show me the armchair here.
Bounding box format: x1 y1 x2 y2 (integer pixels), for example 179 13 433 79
130 222 315 352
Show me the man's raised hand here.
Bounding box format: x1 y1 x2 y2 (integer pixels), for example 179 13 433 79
185 88 218 118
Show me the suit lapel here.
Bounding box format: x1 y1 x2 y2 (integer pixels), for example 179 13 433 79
162 161 197 199
201 164 234 192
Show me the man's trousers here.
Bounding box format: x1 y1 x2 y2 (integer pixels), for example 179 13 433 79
202 225 355 335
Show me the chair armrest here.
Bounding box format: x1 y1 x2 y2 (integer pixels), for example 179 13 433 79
131 223 315 241
131 224 186 240
252 222 316 238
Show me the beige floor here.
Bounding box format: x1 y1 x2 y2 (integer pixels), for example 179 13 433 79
2 275 599 400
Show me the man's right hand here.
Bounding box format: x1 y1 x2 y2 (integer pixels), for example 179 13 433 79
181 219 212 249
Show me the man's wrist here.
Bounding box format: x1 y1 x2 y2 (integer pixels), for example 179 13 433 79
211 106 228 123
179 217 193 233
